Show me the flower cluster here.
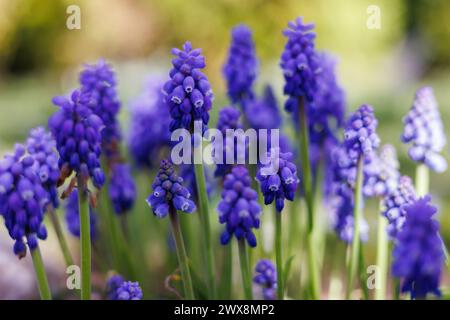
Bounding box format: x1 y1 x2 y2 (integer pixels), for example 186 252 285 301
147 160 196 218
223 24 258 105
281 17 320 114
106 274 143 300
109 164 136 215
392 196 444 299
128 78 171 168
65 189 97 239
48 90 105 188
25 127 60 208
382 176 417 238
217 165 261 247
163 41 213 133
256 149 299 212
0 144 49 257
244 85 282 130
401 87 447 173
253 259 277 300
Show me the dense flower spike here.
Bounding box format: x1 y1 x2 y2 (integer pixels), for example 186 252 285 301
281 17 320 114
256 149 299 212
0 144 49 257
163 41 213 133
106 274 143 300
128 78 171 168
364 144 400 198
109 164 136 215
382 176 417 238
79 59 121 154
26 127 60 208
147 160 196 218
223 24 258 105
244 85 282 130
217 165 261 247
65 189 97 239
106 274 125 300
48 89 105 188
344 104 380 162
392 196 444 299
253 259 277 300
401 87 447 172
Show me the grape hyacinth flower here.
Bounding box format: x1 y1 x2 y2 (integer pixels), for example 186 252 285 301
402 87 447 173
163 41 213 133
106 274 143 300
106 274 125 300
244 86 281 130
223 24 258 106
253 259 277 300
392 196 444 299
109 164 136 215
65 189 97 239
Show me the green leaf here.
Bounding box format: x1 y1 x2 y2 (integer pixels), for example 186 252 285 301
283 255 296 291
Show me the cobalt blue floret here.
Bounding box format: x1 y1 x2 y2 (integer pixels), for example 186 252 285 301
244 85 282 130
26 126 60 208
401 87 447 173
281 17 320 114
65 189 97 239
146 160 196 218
163 41 213 133
217 165 261 247
116 281 143 300
256 149 299 212
109 164 136 215
223 24 258 105
392 196 444 299
253 259 277 300
48 89 105 188
0 144 49 258
79 59 121 153
128 78 171 168
106 274 125 300
382 176 417 238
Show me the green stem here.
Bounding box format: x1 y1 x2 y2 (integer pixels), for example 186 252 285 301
169 207 195 300
77 176 91 300
358 247 369 300
275 209 283 300
31 246 52 300
238 239 253 300
375 204 388 300
222 243 233 299
297 97 320 299
193 162 216 299
346 156 363 299
393 278 401 300
415 164 429 196
47 204 74 267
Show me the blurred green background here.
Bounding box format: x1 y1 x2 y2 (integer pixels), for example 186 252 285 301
0 0 449 298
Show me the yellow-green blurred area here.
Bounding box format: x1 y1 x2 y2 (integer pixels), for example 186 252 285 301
0 0 450 265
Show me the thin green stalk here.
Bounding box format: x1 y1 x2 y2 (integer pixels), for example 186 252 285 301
238 239 253 300
393 278 401 300
358 247 369 300
346 156 363 299
375 204 388 300
77 176 91 300
169 207 195 300
275 209 283 299
297 97 320 299
47 204 74 267
415 164 429 196
31 246 52 300
193 162 216 299
221 243 233 299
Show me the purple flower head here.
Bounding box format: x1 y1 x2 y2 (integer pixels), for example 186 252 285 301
392 196 444 299
253 259 277 300
0 144 49 258
401 87 447 173
146 160 196 218
382 176 417 238
344 104 380 162
79 60 121 155
163 42 213 134
244 85 282 130
109 164 136 215
363 144 400 198
48 89 105 189
218 165 261 247
128 77 171 169
256 149 299 212
26 127 60 208
106 274 143 300
106 274 125 300
65 189 97 239
281 17 320 114
223 24 258 105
